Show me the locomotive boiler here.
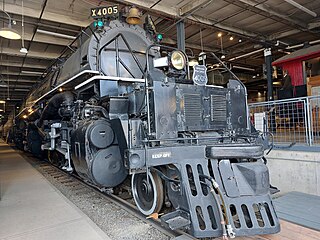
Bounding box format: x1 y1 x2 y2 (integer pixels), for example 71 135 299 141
11 8 280 239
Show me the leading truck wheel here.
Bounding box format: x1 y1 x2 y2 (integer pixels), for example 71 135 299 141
131 171 164 216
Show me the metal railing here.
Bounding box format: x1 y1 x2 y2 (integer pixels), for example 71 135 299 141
249 95 320 146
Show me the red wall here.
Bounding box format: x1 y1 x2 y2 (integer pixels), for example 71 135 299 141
281 61 304 86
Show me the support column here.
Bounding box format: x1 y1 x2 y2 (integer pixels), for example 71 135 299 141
264 48 276 132
264 48 273 101
176 21 185 52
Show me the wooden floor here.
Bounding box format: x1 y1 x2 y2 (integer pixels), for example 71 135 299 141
232 220 320 240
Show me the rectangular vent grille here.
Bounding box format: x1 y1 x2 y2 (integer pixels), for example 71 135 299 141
211 94 227 123
184 94 202 125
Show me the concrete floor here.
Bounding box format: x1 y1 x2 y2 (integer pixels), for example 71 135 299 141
0 140 111 240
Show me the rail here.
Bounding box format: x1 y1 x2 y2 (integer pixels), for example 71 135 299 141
23 152 195 239
248 95 320 146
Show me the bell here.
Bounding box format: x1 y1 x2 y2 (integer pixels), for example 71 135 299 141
126 7 141 25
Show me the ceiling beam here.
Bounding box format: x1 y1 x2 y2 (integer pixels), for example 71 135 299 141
0 76 40 82
0 16 80 34
0 71 44 77
268 29 301 41
308 21 320 30
0 25 76 47
233 0 308 29
0 85 31 89
4 3 91 28
27 32 73 46
162 37 219 52
268 20 320 41
0 47 59 60
179 0 212 16
0 61 47 69
115 0 264 40
188 14 261 38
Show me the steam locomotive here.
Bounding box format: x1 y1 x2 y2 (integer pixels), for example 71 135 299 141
8 8 280 239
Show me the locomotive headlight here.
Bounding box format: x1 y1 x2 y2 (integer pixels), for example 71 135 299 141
171 51 186 70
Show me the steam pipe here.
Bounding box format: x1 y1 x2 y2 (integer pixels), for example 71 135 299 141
83 104 109 119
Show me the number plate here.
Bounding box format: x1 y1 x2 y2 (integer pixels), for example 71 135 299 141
91 5 119 19
192 65 208 86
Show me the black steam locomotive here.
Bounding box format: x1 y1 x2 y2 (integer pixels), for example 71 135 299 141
10 9 280 239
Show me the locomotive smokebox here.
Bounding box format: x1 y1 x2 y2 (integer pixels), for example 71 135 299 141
71 119 127 187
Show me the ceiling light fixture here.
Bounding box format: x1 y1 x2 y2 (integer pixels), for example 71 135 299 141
0 10 21 40
218 32 222 37
232 65 255 71
186 48 199 67
0 80 8 88
229 49 264 61
0 75 8 88
21 70 44 75
36 29 76 40
238 39 242 43
6 66 10 101
219 33 225 60
229 36 234 41
0 99 5 113
15 89 30 91
198 29 206 64
20 47 28 53
20 0 28 54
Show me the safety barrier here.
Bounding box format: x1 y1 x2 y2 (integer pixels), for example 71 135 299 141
249 96 320 146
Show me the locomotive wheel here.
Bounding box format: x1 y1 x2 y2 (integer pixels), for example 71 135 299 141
131 171 164 216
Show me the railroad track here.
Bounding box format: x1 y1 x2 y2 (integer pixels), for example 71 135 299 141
21 151 196 240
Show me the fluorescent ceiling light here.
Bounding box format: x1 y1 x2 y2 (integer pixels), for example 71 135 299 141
229 49 264 61
36 29 76 40
0 100 6 103
15 89 30 91
232 65 255 72
21 70 43 75
284 0 317 17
